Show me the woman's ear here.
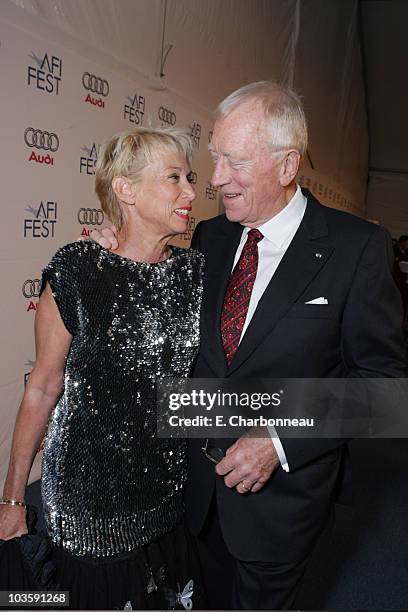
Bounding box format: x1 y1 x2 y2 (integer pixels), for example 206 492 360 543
111 177 135 205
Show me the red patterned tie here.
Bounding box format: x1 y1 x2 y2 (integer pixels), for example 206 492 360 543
221 228 264 365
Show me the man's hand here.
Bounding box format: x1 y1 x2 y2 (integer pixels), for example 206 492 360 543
215 431 280 494
79 226 119 250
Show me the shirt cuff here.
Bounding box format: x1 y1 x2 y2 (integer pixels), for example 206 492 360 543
267 425 290 472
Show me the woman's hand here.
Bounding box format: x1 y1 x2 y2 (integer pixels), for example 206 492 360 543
0 505 28 540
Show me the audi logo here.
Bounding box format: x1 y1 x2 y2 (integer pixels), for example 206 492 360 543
82 72 109 97
22 279 41 299
24 127 59 152
77 208 104 225
158 106 176 126
188 171 197 184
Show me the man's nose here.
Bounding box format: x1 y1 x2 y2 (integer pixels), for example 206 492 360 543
211 157 230 187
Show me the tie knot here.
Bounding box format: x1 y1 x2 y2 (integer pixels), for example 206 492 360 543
247 228 263 244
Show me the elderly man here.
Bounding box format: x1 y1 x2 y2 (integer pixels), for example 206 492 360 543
93 82 406 609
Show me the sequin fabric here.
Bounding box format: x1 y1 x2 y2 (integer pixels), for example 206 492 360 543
40 241 203 558
221 229 263 364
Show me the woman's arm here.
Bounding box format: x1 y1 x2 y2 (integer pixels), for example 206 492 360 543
0 283 72 539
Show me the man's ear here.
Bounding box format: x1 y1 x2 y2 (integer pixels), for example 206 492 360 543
279 150 301 187
111 177 135 205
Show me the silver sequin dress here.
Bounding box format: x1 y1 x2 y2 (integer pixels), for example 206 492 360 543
40 241 203 560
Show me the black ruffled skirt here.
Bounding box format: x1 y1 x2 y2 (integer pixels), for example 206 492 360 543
0 507 206 610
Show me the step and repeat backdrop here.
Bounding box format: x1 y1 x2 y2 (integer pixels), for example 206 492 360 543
0 18 220 485
0 13 366 488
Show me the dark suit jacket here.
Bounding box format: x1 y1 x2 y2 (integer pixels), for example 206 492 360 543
185 189 406 562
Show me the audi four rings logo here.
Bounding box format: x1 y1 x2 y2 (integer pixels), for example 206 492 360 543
22 279 41 299
24 127 59 152
82 72 109 97
158 106 176 126
77 208 104 225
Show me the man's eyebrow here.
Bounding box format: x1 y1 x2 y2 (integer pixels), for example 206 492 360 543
208 144 233 159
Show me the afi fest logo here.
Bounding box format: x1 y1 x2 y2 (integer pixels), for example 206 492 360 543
24 127 59 166
181 216 196 242
27 51 62 95
124 93 145 124
22 278 41 312
23 201 58 238
189 122 201 148
82 72 109 109
80 143 99 175
158 106 176 127
77 207 104 237
205 182 218 200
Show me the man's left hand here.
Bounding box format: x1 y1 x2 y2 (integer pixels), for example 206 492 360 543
215 431 280 494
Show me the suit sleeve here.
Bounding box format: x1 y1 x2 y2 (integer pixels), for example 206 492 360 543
191 221 203 252
281 226 406 471
341 226 406 377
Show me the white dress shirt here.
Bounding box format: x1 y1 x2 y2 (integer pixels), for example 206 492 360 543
231 185 307 472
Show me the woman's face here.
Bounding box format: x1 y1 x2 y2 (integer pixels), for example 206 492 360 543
133 150 195 237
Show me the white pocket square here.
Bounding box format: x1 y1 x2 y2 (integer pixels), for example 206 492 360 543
305 297 329 305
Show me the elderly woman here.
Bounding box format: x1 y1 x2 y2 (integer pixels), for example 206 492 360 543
0 128 204 609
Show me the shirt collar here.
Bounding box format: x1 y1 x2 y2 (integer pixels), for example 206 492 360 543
240 185 307 249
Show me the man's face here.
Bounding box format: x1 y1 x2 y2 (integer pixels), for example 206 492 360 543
209 102 286 227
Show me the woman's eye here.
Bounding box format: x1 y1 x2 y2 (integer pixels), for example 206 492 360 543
187 172 194 183
169 173 180 181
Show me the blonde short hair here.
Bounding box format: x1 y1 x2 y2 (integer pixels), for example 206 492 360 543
95 127 193 232
216 81 308 156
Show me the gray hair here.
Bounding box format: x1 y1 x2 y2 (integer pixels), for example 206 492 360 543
216 81 308 156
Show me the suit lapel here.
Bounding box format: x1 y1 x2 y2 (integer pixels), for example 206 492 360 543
202 220 243 374
227 193 334 375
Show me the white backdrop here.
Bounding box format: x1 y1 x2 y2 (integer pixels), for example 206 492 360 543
0 0 369 488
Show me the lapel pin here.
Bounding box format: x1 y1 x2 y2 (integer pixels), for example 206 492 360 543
315 252 322 258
